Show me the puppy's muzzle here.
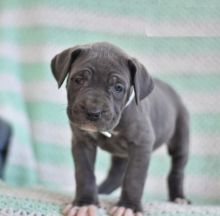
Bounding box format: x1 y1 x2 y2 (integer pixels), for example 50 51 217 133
68 91 114 132
84 107 102 121
79 103 105 122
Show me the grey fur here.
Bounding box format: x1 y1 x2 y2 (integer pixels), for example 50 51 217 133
51 42 190 212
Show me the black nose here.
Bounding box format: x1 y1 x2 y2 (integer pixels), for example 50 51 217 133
86 110 102 121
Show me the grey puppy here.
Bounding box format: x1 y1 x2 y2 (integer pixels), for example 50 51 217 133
51 42 190 216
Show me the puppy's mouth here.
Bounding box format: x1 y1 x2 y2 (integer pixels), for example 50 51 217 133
68 110 114 133
70 120 113 133
79 123 98 133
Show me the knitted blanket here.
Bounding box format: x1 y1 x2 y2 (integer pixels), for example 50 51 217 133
1 182 220 216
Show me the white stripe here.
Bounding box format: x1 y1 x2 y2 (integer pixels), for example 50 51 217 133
0 73 22 93
145 20 220 37
142 202 220 214
0 42 60 63
0 104 31 132
191 134 220 155
23 81 67 104
153 133 220 156
0 180 71 204
0 106 30 129
31 122 71 147
1 7 220 37
6 139 37 170
0 73 67 104
1 42 220 74
146 175 220 200
37 162 75 192
182 92 220 113
138 53 220 74
34 161 220 199
0 7 146 35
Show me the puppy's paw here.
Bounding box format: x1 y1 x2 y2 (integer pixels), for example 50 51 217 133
173 197 191 205
108 206 143 216
62 204 97 216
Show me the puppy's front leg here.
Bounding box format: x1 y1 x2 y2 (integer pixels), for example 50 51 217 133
63 139 98 216
110 143 153 216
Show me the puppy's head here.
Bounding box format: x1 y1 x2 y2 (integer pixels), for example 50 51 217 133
51 42 154 132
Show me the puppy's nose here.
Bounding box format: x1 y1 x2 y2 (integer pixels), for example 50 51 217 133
86 110 102 121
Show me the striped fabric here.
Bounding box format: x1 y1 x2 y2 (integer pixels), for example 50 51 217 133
0 0 220 206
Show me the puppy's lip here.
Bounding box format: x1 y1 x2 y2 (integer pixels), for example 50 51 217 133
70 120 114 133
80 125 98 132
69 121 98 132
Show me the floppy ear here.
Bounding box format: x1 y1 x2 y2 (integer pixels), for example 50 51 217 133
128 58 154 105
50 47 82 88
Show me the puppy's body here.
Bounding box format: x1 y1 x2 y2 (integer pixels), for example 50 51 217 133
81 79 186 155
51 42 190 216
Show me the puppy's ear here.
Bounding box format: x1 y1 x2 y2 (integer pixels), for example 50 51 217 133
128 58 154 105
51 47 83 88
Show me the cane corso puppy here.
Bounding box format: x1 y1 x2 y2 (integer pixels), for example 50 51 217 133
51 42 190 216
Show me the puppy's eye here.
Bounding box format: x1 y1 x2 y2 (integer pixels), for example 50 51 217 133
114 83 124 93
74 77 85 85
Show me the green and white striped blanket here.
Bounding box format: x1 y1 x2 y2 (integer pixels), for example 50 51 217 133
0 0 220 211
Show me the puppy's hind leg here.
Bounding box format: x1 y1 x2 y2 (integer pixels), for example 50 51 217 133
167 107 190 204
98 156 127 194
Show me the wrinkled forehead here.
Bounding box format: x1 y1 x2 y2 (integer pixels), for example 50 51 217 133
71 50 130 80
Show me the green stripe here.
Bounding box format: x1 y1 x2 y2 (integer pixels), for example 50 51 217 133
26 101 68 125
187 155 220 177
1 28 220 54
155 73 220 92
0 91 27 112
1 58 52 81
149 154 220 177
12 122 33 147
33 141 109 166
157 0 220 7
34 141 72 165
96 149 110 171
4 164 38 186
1 0 220 20
1 92 220 134
192 113 220 134
1 96 64 125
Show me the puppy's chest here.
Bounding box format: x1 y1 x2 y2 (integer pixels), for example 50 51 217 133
95 133 129 157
